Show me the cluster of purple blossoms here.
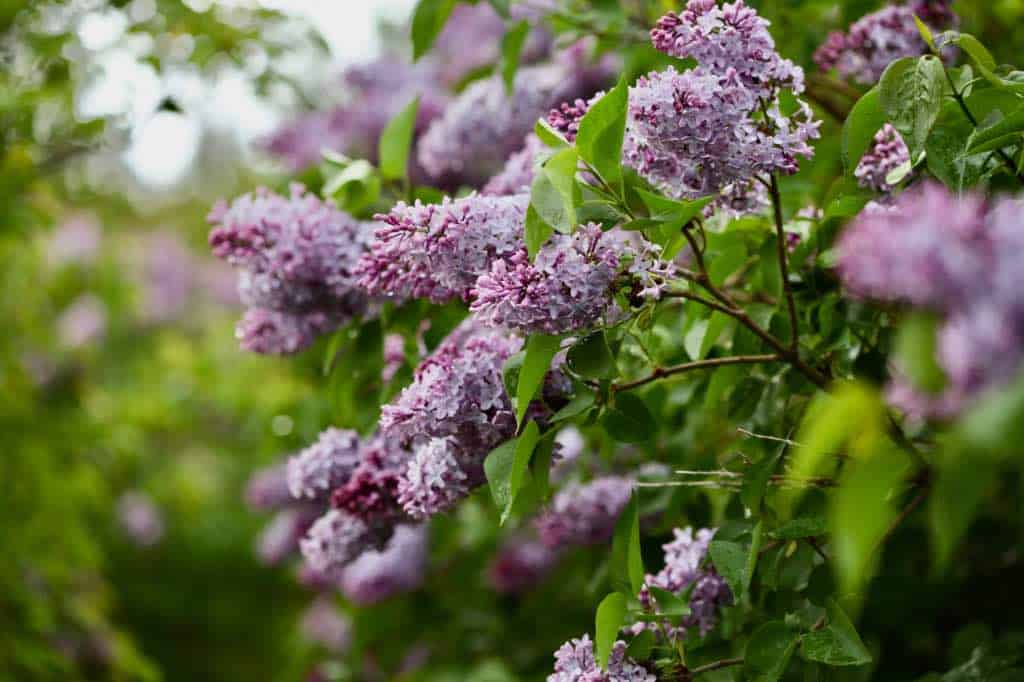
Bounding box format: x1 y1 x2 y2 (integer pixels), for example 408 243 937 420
534 475 635 547
548 634 654 682
417 43 614 187
357 193 528 303
287 428 363 502
338 524 428 605
208 185 376 355
487 534 563 594
814 1 957 85
838 183 1024 418
854 124 911 193
245 462 324 566
470 225 665 335
630 527 732 641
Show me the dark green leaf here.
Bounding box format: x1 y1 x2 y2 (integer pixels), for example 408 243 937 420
967 104 1024 153
602 393 656 443
800 598 873 667
568 332 616 380
516 334 561 425
552 391 597 422
879 55 948 158
595 592 628 671
841 87 886 171
708 539 748 601
770 516 827 540
411 0 457 60
745 621 799 682
611 492 644 595
378 96 420 181
500 421 541 523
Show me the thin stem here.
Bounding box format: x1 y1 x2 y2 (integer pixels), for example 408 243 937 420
873 488 929 556
662 289 741 317
737 427 801 448
614 354 780 392
689 657 745 676
768 174 800 352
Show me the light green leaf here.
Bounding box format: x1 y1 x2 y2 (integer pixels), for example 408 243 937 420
841 87 886 171
378 96 420 181
524 204 554 259
500 421 540 523
709 539 748 601
551 391 597 422
576 78 628 194
595 592 628 671
879 55 949 158
484 439 518 513
516 334 561 425
800 598 873 667
895 312 946 394
499 20 529 94
611 492 644 595
529 148 579 235
967 104 1024 153
411 0 457 60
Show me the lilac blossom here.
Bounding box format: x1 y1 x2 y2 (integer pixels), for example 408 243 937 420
245 463 293 511
631 527 732 640
417 45 614 186
548 634 654 682
235 308 343 355
650 0 805 98
535 476 635 548
299 510 394 579
357 193 528 304
329 434 409 523
300 597 352 653
116 492 164 548
287 428 363 502
855 124 912 192
488 534 563 594
470 225 669 335
397 438 472 520
814 1 957 85
257 507 320 566
382 333 406 382
57 294 107 349
339 524 428 605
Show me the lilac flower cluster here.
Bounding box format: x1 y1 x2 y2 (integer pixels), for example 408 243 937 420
631 527 732 640
357 193 528 303
548 634 654 682
854 123 911 192
814 1 957 85
487 534 563 594
339 524 428 605
470 225 652 334
244 463 323 566
534 476 635 547
417 44 614 186
838 183 1024 418
287 428 363 502
208 185 376 354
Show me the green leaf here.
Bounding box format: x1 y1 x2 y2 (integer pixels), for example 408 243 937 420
576 78 628 194
611 492 644 595
502 351 525 398
770 516 827 540
895 312 946 394
967 104 1024 153
531 436 555 503
322 159 381 214
637 189 714 223
930 445 997 570
552 391 597 422
595 592 628 671
411 0 457 60
745 621 799 682
500 421 541 523
529 147 579 235
499 20 529 94
568 332 616 380
742 450 781 513
535 118 570 148
912 14 936 53
879 55 948 158
484 439 518 513
841 87 886 171
516 334 561 425
487 0 510 18
708 539 749 601
953 33 997 73
378 96 420 182
745 520 764 595
801 598 873 667
524 204 554 259
602 393 656 443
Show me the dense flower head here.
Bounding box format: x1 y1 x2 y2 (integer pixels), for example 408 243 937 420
482 134 546 197
488 534 563 594
838 184 1024 418
650 0 805 98
209 185 377 353
855 124 911 192
471 225 664 335
535 476 635 547
299 510 394 579
417 44 614 186
358 193 529 303
287 428 363 502
625 66 819 201
814 1 957 85
397 437 472 520
548 634 654 682
339 524 428 605
547 96 597 143
235 308 342 356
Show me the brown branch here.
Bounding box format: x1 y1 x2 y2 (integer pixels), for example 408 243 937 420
614 354 780 392
768 173 800 352
689 657 745 676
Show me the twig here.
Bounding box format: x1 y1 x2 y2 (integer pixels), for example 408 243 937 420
873 488 929 555
689 657 745 676
768 173 800 352
614 354 780 392
737 428 802 448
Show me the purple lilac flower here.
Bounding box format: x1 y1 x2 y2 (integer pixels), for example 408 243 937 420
57 294 107 349
482 134 546 196
300 596 352 653
469 225 640 335
650 0 805 98
634 527 731 639
535 476 635 548
397 438 473 519
855 123 912 192
299 510 394 579
357 193 529 304
626 66 819 201
116 492 164 548
814 1 957 85
382 333 406 382
838 185 1024 418
488 534 563 594
548 634 654 682
547 95 599 143
287 428 363 502
417 44 614 186
257 507 320 566
330 434 410 523
208 184 375 353
339 524 428 605
245 463 294 511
